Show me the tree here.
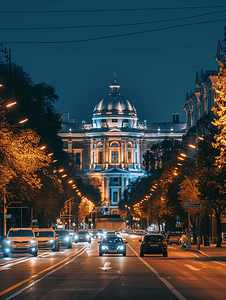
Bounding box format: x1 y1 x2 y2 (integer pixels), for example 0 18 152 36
195 128 226 247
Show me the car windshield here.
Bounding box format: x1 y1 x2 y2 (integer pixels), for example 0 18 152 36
104 237 123 243
8 230 34 237
144 235 163 243
56 231 69 236
77 231 88 235
35 231 54 237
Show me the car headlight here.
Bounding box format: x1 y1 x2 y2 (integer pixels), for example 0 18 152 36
86 234 90 239
29 239 36 244
4 238 13 245
117 245 124 250
74 235 78 239
49 239 55 244
101 245 108 250
64 236 69 242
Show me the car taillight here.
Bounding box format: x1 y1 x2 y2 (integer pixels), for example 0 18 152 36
142 241 146 245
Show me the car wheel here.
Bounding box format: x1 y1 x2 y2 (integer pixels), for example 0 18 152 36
89 240 91 244
67 244 72 249
33 251 38 257
74 241 78 244
163 251 168 257
99 251 103 256
123 251 126 256
140 252 144 257
3 251 9 257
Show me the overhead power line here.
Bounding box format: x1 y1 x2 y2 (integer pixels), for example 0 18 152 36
2 17 226 44
0 9 225 31
0 6 226 13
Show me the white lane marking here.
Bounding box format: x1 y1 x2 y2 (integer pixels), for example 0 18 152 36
4 246 87 300
184 264 201 271
99 262 112 271
128 244 187 300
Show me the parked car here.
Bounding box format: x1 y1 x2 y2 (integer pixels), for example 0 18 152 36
222 232 226 244
34 228 59 251
74 231 91 243
166 232 183 245
98 235 127 256
2 228 38 257
55 230 72 248
140 234 168 257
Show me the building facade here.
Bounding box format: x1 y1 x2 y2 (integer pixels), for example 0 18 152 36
58 76 186 215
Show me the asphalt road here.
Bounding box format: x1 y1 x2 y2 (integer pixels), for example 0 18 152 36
0 234 225 300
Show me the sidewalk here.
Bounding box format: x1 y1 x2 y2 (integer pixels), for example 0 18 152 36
185 243 226 258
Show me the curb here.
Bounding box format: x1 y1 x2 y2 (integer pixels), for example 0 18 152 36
185 248 210 257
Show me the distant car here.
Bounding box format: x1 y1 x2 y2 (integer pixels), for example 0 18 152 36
90 230 102 238
2 228 38 257
55 230 72 248
98 235 127 256
166 232 183 245
74 231 91 243
34 228 59 251
140 234 168 257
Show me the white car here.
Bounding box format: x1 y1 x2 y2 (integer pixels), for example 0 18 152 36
3 228 38 257
33 228 59 251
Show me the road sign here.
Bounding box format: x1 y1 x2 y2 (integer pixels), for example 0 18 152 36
190 203 200 207
184 202 200 207
32 219 38 223
4 214 11 219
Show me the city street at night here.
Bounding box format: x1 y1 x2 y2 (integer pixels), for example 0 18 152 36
0 234 226 300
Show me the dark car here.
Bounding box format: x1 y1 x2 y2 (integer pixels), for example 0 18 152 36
139 234 168 257
55 230 72 248
98 235 127 256
74 231 91 243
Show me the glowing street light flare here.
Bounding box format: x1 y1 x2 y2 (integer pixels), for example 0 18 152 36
6 101 17 108
68 180 73 184
48 153 54 156
52 159 57 163
62 174 67 178
188 144 196 149
177 163 183 166
19 118 28 124
198 136 204 141
40 146 46 150
180 153 187 157
59 169 64 173
178 156 184 161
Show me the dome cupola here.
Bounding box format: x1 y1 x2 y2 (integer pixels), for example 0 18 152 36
92 73 138 129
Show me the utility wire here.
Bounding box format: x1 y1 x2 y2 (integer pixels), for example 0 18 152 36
0 9 225 30
2 17 226 44
0 6 226 13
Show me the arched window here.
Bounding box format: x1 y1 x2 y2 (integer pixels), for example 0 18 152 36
110 141 120 147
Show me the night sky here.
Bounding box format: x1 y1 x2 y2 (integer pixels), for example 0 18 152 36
1 0 226 124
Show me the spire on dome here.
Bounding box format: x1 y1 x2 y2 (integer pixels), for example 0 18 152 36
109 71 120 94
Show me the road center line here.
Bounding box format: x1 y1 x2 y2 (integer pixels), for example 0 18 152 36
184 264 201 271
128 244 187 300
0 246 87 298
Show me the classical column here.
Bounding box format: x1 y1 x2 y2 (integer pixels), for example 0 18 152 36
106 140 109 168
133 140 136 165
121 175 124 199
68 140 72 153
137 139 140 169
107 178 110 205
124 139 128 167
121 139 124 168
93 140 97 168
103 138 106 167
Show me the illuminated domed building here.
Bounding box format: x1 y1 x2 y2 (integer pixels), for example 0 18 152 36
59 75 186 215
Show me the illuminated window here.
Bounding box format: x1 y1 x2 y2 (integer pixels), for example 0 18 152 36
112 151 118 164
128 151 132 164
98 151 103 164
111 142 119 147
112 191 118 203
75 153 81 169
